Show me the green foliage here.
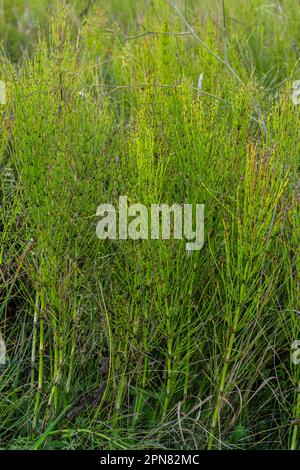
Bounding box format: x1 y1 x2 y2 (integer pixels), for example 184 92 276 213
0 0 299 450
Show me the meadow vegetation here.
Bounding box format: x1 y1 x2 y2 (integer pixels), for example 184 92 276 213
0 0 299 449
